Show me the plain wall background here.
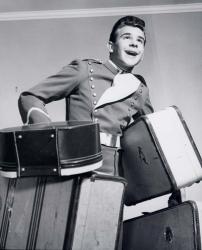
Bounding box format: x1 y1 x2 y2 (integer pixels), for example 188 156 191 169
0 0 200 12
0 11 202 215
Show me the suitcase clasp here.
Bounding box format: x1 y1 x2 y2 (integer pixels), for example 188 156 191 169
164 226 174 243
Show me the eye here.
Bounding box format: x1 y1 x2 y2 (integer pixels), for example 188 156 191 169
123 35 131 40
137 38 145 44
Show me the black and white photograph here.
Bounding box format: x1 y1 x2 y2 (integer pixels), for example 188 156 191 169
0 0 202 249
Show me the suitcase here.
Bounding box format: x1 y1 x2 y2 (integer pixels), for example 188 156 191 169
123 200 202 250
0 173 126 250
0 121 102 178
121 106 202 205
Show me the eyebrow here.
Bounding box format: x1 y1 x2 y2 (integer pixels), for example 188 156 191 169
120 32 131 38
137 36 145 42
120 32 145 41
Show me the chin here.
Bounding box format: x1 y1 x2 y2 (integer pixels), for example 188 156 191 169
124 62 138 69
123 59 141 69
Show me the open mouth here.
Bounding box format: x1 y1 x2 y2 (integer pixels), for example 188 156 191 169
125 50 138 56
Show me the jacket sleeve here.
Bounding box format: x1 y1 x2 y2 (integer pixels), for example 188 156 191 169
18 59 87 124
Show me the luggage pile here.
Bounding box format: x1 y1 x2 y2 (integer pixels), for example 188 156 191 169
121 106 202 250
0 121 126 250
0 106 201 250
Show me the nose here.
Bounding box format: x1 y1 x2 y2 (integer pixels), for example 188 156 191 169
129 39 138 48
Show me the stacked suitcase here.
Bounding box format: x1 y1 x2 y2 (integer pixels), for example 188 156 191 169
0 106 202 250
0 121 126 250
120 106 202 250
0 174 126 250
123 200 202 250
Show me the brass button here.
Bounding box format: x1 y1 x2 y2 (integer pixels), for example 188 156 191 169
139 89 142 93
90 69 93 73
90 77 94 81
91 84 95 89
93 101 97 105
94 118 99 122
93 93 97 97
88 61 92 65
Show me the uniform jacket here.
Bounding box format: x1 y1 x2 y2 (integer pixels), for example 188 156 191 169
18 59 154 136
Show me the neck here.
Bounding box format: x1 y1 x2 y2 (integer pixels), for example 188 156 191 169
109 57 133 73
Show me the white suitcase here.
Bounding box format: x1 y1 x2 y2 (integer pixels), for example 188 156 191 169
121 106 202 205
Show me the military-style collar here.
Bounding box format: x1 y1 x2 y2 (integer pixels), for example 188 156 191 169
104 59 136 75
130 67 137 75
103 60 122 75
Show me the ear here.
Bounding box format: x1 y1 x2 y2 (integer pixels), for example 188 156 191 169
107 41 114 53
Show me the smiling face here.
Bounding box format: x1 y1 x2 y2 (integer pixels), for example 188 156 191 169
109 25 145 71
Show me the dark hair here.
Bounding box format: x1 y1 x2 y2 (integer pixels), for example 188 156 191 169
109 16 146 43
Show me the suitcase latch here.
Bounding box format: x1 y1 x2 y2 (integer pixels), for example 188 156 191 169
164 226 174 243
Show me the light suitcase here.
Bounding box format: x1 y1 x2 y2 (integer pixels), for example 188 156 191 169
123 200 202 250
121 106 202 205
0 121 102 178
0 174 126 250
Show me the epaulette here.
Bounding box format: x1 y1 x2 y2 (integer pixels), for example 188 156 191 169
82 58 103 64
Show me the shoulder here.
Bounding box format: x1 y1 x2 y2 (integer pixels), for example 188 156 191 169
60 58 104 80
135 74 147 87
67 58 103 71
60 59 89 76
82 58 103 65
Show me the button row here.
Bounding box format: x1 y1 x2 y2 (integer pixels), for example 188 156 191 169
88 69 97 106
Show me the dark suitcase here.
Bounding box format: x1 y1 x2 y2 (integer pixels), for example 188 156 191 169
0 173 126 250
123 200 202 250
0 121 102 177
121 106 202 205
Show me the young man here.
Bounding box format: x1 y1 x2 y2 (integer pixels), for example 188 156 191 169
18 16 154 175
